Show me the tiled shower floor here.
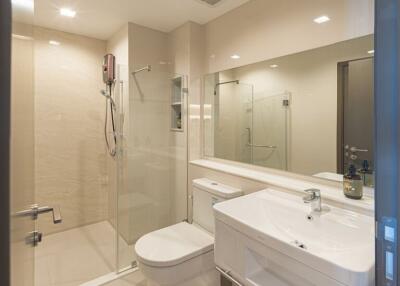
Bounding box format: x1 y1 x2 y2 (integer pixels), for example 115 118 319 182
34 221 141 286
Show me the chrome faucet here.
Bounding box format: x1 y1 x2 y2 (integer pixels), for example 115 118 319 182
303 189 322 212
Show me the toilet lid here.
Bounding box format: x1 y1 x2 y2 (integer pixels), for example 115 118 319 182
135 222 214 267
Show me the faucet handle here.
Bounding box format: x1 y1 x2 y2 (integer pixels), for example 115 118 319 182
303 189 321 203
303 189 322 212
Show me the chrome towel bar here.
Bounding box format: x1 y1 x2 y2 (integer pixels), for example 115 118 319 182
246 143 277 149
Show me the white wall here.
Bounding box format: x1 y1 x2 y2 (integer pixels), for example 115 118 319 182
188 23 206 162
168 23 190 222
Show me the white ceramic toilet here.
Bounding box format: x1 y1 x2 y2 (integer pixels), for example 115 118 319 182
134 178 243 286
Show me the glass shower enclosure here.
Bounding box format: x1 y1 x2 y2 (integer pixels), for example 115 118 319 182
204 72 289 171
252 91 290 170
114 64 188 271
10 2 189 280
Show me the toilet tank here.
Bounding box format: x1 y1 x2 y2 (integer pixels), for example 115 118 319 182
192 178 242 234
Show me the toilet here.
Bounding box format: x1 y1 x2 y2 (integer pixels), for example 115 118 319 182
134 178 243 286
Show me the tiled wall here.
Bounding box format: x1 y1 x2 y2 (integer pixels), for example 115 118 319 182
34 27 109 234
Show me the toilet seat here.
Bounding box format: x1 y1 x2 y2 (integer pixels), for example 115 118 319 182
135 222 214 268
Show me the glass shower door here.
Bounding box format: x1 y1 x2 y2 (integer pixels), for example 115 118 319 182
113 64 133 271
115 65 188 271
213 81 253 164
236 83 254 164
251 92 289 170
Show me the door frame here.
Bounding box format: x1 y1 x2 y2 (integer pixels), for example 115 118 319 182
337 61 348 174
375 0 400 285
337 57 374 174
0 1 12 286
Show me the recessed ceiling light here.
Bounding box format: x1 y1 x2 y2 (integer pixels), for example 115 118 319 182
49 40 61 46
231 54 240 59
314 15 330 24
60 8 76 18
270 64 279 68
368 50 375 54
11 0 33 9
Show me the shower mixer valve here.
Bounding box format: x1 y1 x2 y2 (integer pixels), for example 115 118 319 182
15 204 62 224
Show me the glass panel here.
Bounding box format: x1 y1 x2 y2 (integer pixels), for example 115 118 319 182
252 92 289 170
204 73 217 157
114 64 133 270
116 66 188 270
205 76 253 165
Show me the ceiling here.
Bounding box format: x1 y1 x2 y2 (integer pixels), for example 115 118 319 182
12 0 251 40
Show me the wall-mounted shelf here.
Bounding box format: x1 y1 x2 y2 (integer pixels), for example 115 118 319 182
171 76 184 132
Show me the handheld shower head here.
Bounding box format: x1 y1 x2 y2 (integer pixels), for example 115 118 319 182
100 90 116 110
100 89 108 97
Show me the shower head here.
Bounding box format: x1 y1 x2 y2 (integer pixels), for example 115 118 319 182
214 80 240 95
100 89 109 98
215 80 239 88
100 90 116 110
132 65 152 75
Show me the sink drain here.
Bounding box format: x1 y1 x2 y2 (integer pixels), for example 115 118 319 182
292 240 307 250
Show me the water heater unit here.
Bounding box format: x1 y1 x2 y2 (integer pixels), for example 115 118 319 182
103 54 115 85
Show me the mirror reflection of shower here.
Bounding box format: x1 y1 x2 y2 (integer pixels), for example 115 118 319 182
132 65 152 75
214 80 239 95
101 54 117 157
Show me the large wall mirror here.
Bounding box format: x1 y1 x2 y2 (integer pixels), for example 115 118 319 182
204 35 374 187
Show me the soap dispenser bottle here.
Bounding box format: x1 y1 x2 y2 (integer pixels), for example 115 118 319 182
359 160 374 188
343 164 363 199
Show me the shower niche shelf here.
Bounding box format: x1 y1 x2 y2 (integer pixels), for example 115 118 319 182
171 76 184 132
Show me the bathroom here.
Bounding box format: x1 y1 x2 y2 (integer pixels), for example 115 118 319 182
3 0 398 286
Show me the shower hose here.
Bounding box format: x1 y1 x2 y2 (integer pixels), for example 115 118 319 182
105 83 117 157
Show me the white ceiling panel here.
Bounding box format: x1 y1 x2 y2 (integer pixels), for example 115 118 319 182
12 0 250 39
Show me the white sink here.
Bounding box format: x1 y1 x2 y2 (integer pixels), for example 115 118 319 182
213 189 374 286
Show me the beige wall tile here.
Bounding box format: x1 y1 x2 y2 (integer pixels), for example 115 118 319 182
34 27 108 234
